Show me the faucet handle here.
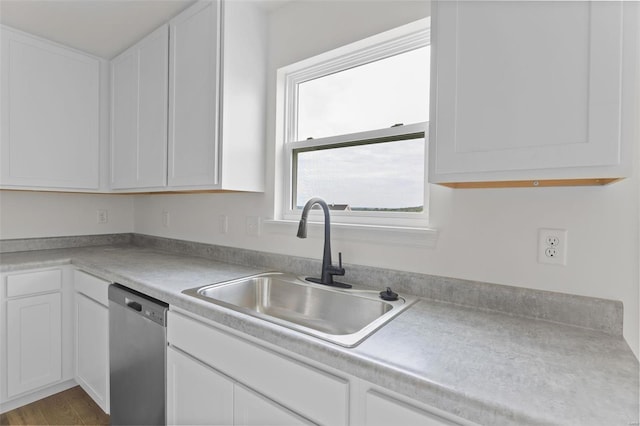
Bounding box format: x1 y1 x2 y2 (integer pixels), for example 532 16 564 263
331 252 345 277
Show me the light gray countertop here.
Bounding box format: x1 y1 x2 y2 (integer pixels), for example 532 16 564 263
1 244 638 425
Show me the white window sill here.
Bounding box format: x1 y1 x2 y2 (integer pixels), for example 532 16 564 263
263 220 438 248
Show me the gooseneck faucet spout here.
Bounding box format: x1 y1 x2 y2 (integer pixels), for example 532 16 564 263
297 197 351 288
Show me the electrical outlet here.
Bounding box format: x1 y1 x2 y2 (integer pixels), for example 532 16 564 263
219 215 228 234
538 228 567 265
545 247 559 258
162 211 170 228
97 209 108 224
246 216 261 237
546 235 560 247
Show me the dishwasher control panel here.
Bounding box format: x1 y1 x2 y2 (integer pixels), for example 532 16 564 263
109 283 168 326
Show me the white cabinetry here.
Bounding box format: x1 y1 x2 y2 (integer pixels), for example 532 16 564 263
111 25 169 190
0 26 103 191
168 0 266 191
167 344 311 426
0 268 75 406
167 308 474 426
167 346 234 425
234 384 313 426
429 1 639 188
109 0 266 192
363 389 463 426
168 1 221 188
7 292 62 397
216 0 267 192
73 270 110 413
167 309 349 425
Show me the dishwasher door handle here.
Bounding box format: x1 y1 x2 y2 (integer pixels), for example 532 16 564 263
125 298 142 312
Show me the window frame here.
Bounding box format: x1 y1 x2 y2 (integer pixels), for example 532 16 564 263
276 18 431 228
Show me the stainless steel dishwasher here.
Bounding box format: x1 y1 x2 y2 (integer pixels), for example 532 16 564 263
108 283 168 426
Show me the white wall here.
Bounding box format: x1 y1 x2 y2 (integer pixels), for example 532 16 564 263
0 191 134 239
133 0 640 358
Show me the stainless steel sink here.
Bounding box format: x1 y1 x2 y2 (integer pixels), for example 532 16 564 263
183 272 416 347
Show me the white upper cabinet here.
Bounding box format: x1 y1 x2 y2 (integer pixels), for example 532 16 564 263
110 0 266 192
217 0 267 192
111 25 169 190
0 26 102 190
429 1 639 187
168 1 221 188
167 0 266 191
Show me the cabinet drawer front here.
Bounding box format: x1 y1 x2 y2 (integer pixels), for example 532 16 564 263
365 390 462 426
168 311 348 426
6 269 62 298
73 270 109 306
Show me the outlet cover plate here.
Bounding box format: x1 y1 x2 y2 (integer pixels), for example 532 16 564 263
246 216 261 237
538 228 567 265
219 215 228 234
97 209 108 224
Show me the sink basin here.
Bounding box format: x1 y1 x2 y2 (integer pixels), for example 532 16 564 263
183 272 416 347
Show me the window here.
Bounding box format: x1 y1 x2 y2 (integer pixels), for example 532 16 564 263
276 18 430 227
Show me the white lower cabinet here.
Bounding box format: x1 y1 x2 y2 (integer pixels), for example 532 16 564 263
0 267 75 410
73 270 110 414
167 346 234 425
0 268 110 412
6 292 62 397
167 345 311 426
74 294 109 412
168 308 474 426
234 384 313 426
363 389 463 426
167 309 348 426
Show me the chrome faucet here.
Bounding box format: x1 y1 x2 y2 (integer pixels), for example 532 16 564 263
297 197 351 288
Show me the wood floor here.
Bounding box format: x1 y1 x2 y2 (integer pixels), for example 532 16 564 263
0 386 109 426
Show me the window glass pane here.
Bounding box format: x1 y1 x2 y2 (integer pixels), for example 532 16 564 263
295 138 425 211
296 46 430 141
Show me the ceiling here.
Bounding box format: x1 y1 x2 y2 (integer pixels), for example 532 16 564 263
0 0 290 59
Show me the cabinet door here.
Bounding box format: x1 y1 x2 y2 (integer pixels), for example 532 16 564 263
167 346 234 426
0 26 100 190
168 1 220 187
75 293 109 413
429 1 628 184
6 293 62 397
234 384 314 426
111 25 168 190
364 390 460 426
